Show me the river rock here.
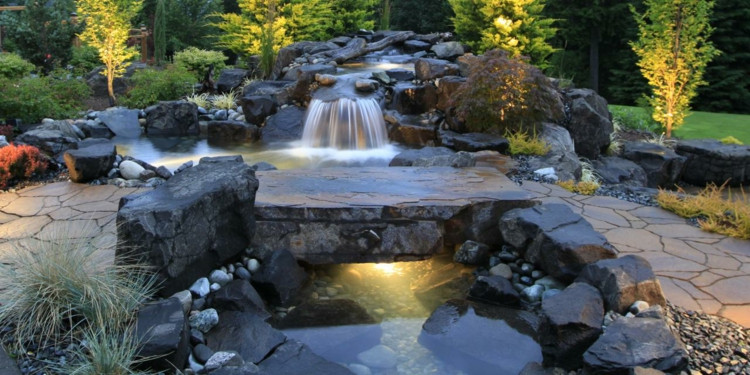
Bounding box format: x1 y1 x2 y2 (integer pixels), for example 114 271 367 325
206 311 286 363
189 308 219 333
562 89 613 160
354 79 378 92
63 140 116 183
430 42 465 59
576 255 667 314
117 158 258 296
583 317 688 374
415 58 460 81
145 101 199 136
540 283 604 369
135 297 190 371
622 141 686 188
251 249 308 307
261 105 306 143
209 279 269 319
468 275 520 306
118 160 145 180
676 138 750 186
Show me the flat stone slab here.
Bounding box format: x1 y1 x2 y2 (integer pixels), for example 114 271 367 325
253 167 536 263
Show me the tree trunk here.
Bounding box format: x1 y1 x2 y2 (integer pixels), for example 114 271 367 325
107 69 116 107
589 26 600 93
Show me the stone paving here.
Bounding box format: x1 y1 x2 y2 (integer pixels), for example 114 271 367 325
0 177 748 327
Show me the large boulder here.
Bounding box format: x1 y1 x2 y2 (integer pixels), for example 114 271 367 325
207 121 260 143
526 123 582 182
387 122 436 147
675 138 750 186
403 39 432 53
256 339 354 375
63 139 117 183
86 62 146 97
205 311 286 364
593 156 648 187
468 275 520 306
216 68 250 94
622 141 686 188
144 101 200 136
287 64 338 102
499 204 617 282
241 95 277 125
116 158 259 296
540 283 604 370
576 255 667 314
583 317 688 374
562 89 613 160
16 120 81 154
385 68 415 82
276 299 375 329
209 280 270 320
412 151 476 168
389 146 455 166
261 105 306 143
430 42 465 59
135 297 190 371
97 107 141 138
414 58 460 81
242 80 293 108
438 129 510 153
391 82 438 115
436 76 466 112
251 249 308 307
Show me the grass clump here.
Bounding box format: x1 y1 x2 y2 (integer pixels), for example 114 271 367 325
186 92 211 109
657 183 750 240
720 136 743 145
54 324 152 375
557 160 601 195
506 130 550 156
211 90 239 110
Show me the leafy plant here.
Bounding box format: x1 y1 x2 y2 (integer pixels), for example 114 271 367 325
0 125 14 142
0 76 90 124
211 91 239 110
608 105 661 133
720 136 743 145
0 144 47 189
0 52 35 79
121 65 195 108
186 93 211 109
69 45 102 76
450 49 562 135
506 129 550 155
173 47 227 81
657 183 749 239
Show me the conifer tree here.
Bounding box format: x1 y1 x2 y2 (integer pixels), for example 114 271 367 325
631 0 719 137
154 0 167 64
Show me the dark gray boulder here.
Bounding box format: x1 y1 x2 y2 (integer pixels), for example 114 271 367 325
414 58 460 81
135 297 190 371
387 122 436 147
676 138 750 186
276 299 376 329
251 249 308 307
436 76 466 112
438 129 510 153
583 317 688 374
454 240 491 265
593 156 648 187
63 140 116 183
240 95 277 125
242 81 293 108
622 141 686 188
205 311 286 364
287 64 338 102
389 146 455 166
261 105 305 143
526 123 582 182
391 82 438 115
209 280 269 320
144 101 200 136
85 62 146 97
412 151 476 168
216 69 250 94
540 282 604 370
576 255 667 315
207 121 260 143
562 89 614 160
385 68 415 82
468 275 520 306
430 42 465 59
256 339 354 375
403 40 432 53
499 204 617 282
79 121 114 139
116 158 258 296
16 120 80 154
97 107 141 137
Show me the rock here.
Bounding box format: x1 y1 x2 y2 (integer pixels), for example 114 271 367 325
356 345 397 369
85 62 146 97
205 351 244 371
438 129 510 153
190 277 211 298
156 166 173 180
391 82 438 115
526 123 582 182
207 120 260 143
630 301 650 315
189 353 204 373
145 101 200 136
328 36 351 46
454 240 491 265
347 363 371 375
234 266 251 280
97 107 141 137
135 297 190 371
386 122 436 147
676 138 750 186
436 76 466 112
189 308 219 333
354 79 378 93
214 109 229 121
251 249 308 307
242 80 293 109
535 276 566 291
205 311 286 363
315 74 337 86
414 58 460 81
389 146 455 166
209 270 232 286
456 54 479 76
489 263 513 279
216 69 250 94
562 89 613 160
118 160 145 180
583 317 688 374
192 344 214 364
209 279 269 319
261 105 306 143
63 140 116 183
593 156 648 187
257 339 354 375
468 275 520 306
117 159 258 297
247 258 260 272
499 204 617 282
171 290 192 315
287 64 338 102
522 285 545 302
404 40 432 53
277 299 375 329
412 151 476 168
621 141 686 188
15 120 80 154
576 255 667 314
540 283 604 369
385 68 415 82
430 42 465 59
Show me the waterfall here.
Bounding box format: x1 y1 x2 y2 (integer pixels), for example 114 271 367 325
300 97 389 150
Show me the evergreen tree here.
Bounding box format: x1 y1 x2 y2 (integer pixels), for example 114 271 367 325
390 0 453 34
694 0 750 114
329 0 377 35
154 0 167 64
285 0 334 41
449 0 556 67
631 0 719 137
167 0 224 51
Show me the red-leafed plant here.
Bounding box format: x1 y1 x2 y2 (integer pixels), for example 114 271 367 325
0 144 48 189
0 124 14 142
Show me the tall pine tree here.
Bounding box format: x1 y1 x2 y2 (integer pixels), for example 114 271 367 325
154 0 167 64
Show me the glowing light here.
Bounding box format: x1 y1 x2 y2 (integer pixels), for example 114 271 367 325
373 263 398 276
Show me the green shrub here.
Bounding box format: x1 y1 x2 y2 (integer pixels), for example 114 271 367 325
450 49 562 135
609 105 661 133
0 76 90 124
506 130 550 155
0 52 35 79
174 47 227 81
0 144 47 189
69 45 102 75
121 65 195 108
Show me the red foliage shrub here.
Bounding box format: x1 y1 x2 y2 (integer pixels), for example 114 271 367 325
0 144 47 189
0 124 13 142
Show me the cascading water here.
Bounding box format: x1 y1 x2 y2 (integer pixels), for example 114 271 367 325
300 97 389 150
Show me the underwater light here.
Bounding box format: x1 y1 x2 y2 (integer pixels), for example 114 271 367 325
373 262 398 276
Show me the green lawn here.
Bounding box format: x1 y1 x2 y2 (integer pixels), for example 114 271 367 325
608 105 750 144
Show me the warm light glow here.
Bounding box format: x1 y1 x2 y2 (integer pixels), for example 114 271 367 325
373 263 398 276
